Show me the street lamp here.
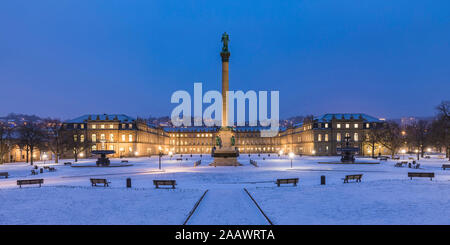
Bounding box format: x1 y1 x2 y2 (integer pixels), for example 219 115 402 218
158 146 163 170
43 153 47 165
289 152 295 168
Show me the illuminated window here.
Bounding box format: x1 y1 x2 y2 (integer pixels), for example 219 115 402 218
325 134 329 142
92 125 96 129
81 124 84 129
109 145 114 150
110 134 114 141
318 134 322 142
110 124 114 129
92 134 97 142
100 134 105 140
101 124 105 129
324 123 328 128
354 124 358 129
129 135 133 142
80 135 85 142
337 133 341 142
337 124 341 129
366 123 370 128
129 147 132 152
92 145 97 151
345 123 350 128
354 133 359 142
73 135 78 142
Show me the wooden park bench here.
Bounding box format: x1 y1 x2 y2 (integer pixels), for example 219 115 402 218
64 162 72 166
90 178 110 187
442 164 450 170
0 172 9 178
276 178 299 187
408 157 415 160
413 163 421 169
17 179 44 188
153 180 176 189
394 162 403 167
48 167 56 172
194 160 201 167
176 158 183 161
408 172 434 180
121 160 129 163
425 155 431 159
43 166 49 169
31 170 38 175
392 156 400 160
379 156 388 161
250 159 258 167
343 174 363 183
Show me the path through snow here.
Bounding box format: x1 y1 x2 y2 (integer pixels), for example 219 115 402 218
187 188 269 225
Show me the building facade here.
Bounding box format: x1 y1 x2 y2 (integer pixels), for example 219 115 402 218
2 113 389 163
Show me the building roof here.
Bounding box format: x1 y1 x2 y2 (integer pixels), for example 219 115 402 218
315 113 382 123
65 114 136 123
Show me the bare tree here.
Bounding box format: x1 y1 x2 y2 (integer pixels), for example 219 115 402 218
65 131 92 162
406 120 431 160
17 120 45 165
434 101 450 160
376 121 403 158
0 122 14 164
364 125 381 158
43 119 67 163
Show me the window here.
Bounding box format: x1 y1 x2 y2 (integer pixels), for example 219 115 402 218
81 124 84 129
74 124 77 129
92 145 97 151
325 134 329 142
109 145 114 150
354 133 359 142
129 134 133 142
80 135 85 142
345 123 350 129
366 123 370 128
101 124 105 129
122 124 126 129
110 124 114 129
122 135 126 141
129 124 132 128
92 134 97 142
100 134 105 140
337 124 341 128
337 133 341 142
92 125 96 129
318 134 322 142
325 123 328 128
354 124 358 129
73 135 78 142
129 147 133 152
110 134 114 141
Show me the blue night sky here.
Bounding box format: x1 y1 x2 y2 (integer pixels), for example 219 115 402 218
1 0 449 120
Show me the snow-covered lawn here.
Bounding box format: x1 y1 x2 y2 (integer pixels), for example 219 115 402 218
0 154 449 224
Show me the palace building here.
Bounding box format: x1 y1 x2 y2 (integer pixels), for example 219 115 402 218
57 113 386 159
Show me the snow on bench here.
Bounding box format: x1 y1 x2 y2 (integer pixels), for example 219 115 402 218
442 164 450 170
90 178 110 187
343 174 363 183
408 172 434 180
17 179 44 188
0 172 9 178
276 178 298 187
153 180 176 189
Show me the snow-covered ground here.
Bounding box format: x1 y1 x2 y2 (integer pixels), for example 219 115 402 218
0 154 449 224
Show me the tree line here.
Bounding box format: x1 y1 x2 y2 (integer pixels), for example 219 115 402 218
0 118 92 165
364 101 449 160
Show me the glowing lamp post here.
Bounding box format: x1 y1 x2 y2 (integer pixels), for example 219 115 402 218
158 146 163 170
289 152 295 168
401 149 406 160
43 154 47 165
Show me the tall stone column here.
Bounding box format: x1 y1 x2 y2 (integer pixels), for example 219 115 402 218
221 51 230 127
